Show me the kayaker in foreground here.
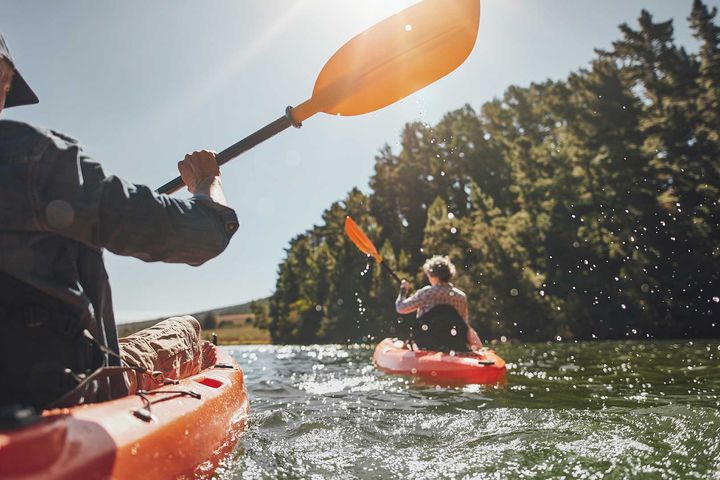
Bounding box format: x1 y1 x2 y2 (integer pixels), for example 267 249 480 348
396 255 483 353
0 34 237 410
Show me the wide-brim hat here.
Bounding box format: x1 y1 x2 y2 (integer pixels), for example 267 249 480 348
0 33 39 108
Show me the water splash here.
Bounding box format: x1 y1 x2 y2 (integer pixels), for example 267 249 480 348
221 340 720 479
360 260 372 277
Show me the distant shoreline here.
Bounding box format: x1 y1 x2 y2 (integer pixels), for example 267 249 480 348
117 297 271 345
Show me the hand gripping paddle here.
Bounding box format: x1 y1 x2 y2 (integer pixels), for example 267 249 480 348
157 0 481 194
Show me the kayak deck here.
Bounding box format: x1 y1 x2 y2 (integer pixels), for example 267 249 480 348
373 338 506 384
0 349 248 480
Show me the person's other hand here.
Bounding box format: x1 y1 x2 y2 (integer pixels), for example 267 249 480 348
177 150 220 195
400 279 412 296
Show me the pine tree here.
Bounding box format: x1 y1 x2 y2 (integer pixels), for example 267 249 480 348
268 2 720 343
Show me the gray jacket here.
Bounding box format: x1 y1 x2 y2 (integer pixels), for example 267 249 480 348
0 119 238 405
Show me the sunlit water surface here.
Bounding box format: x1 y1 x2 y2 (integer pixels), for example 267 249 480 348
215 341 720 479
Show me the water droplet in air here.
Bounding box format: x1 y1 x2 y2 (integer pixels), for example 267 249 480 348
450 328 457 336
421 324 429 331
360 261 371 277
410 368 417 374
510 288 518 297
404 24 413 32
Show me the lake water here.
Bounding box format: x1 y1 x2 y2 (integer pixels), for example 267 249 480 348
216 340 720 479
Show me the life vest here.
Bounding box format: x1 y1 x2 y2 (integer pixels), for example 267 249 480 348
0 271 104 410
412 304 470 353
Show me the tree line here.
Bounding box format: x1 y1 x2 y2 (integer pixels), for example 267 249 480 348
269 1 720 344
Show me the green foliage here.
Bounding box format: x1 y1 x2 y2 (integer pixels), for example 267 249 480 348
270 2 720 343
202 312 218 330
250 300 270 329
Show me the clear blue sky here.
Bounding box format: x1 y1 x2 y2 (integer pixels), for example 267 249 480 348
3 0 716 322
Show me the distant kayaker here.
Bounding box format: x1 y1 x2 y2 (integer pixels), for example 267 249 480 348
0 34 236 410
396 255 483 352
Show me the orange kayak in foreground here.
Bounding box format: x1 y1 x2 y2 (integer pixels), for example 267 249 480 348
0 349 248 480
373 338 506 384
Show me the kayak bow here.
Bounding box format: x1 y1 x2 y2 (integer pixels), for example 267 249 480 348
373 338 506 384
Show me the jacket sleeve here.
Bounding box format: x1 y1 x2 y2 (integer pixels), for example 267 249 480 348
35 137 238 266
395 286 431 315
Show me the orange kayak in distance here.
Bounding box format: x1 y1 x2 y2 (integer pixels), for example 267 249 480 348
373 338 507 384
0 349 248 480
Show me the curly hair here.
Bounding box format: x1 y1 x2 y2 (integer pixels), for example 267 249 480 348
422 255 456 282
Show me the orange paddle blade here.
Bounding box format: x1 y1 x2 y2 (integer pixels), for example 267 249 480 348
344 216 382 263
292 0 481 123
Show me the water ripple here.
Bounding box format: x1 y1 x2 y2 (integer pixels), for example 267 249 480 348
219 341 720 479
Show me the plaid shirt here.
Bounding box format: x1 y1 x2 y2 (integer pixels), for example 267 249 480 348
396 283 469 323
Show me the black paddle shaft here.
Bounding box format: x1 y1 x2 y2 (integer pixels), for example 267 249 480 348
156 106 300 195
381 260 402 283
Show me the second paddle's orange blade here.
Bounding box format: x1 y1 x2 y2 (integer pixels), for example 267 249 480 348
344 216 382 263
292 0 481 122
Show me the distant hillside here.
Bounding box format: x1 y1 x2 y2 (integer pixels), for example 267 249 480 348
117 297 270 338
